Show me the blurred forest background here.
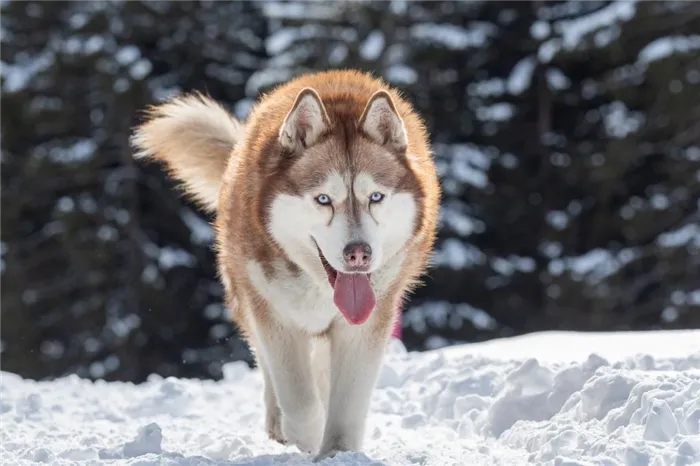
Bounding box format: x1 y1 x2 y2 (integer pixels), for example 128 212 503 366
2 0 699 383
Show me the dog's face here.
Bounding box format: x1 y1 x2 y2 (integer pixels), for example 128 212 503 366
304 169 416 275
267 88 420 300
269 147 418 277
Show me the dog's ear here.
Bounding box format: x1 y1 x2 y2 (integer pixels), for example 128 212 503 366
358 90 407 151
279 88 331 152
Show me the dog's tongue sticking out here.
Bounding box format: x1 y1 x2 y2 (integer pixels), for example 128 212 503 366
333 272 376 325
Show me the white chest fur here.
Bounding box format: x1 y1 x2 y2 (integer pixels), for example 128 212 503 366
246 260 337 334
245 251 407 334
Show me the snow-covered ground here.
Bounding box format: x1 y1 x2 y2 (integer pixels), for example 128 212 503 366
2 330 699 466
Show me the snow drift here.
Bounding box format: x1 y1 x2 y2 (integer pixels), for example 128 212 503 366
1 330 699 465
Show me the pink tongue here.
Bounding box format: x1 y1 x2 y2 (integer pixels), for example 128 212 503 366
333 272 376 325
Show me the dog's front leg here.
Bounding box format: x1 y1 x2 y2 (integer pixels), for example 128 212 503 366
253 322 324 454
314 317 390 461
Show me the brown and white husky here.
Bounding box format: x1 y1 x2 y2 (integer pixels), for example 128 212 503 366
130 69 441 461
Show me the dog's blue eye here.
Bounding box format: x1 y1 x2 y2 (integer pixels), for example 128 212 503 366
316 194 331 205
369 192 384 203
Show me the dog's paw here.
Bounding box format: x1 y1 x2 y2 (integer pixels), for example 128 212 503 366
314 431 363 462
313 447 343 462
265 405 286 445
281 402 324 454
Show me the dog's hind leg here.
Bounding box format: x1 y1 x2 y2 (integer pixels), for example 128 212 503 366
259 359 285 445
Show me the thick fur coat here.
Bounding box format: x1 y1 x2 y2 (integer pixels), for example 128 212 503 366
131 69 441 461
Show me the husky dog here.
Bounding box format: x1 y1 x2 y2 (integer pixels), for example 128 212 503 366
131 69 441 461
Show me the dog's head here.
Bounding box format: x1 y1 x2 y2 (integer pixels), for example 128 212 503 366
266 87 421 324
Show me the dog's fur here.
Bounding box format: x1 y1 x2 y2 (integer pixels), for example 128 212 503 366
131 69 441 461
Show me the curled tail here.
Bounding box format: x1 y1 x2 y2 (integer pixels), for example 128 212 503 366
130 92 242 213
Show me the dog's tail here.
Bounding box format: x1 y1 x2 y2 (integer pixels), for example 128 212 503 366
130 92 242 213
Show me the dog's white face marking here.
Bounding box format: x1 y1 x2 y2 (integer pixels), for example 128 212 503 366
268 170 417 290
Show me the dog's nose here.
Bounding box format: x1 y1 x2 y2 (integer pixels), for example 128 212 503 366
343 241 372 269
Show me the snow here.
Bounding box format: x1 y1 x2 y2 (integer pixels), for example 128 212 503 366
688 290 700 306
405 301 497 338
548 247 642 284
546 68 571 90
359 30 385 61
262 1 342 21
439 143 491 189
546 210 570 230
637 35 700 65
246 69 296 95
2 330 699 465
556 1 637 51
180 209 214 245
85 36 106 55
410 22 494 50
475 103 514 122
1 50 55 93
507 56 536 95
328 44 349 66
266 28 299 55
383 65 417 85
40 139 97 164
439 203 481 237
540 241 563 259
536 1 639 63
115 46 140 65
602 101 644 139
530 20 551 40
432 238 487 270
657 224 700 248
129 59 152 81
157 246 196 270
468 78 506 98
538 38 562 63
490 256 536 276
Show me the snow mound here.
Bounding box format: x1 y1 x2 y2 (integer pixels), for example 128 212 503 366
1 330 699 465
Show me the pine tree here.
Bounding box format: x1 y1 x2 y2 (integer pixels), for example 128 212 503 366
405 0 700 346
1 0 268 382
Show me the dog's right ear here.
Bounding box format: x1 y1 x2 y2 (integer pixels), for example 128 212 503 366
279 88 331 153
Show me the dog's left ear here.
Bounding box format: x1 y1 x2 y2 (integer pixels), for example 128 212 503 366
358 90 407 151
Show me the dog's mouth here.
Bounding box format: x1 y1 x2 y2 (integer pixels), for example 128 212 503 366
317 248 339 287
313 241 376 326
